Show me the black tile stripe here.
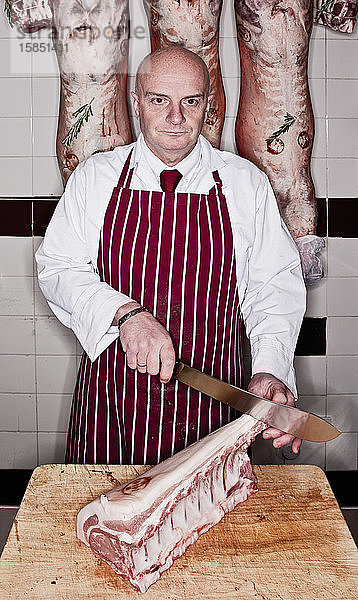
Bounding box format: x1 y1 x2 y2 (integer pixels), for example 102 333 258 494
328 198 358 238
295 317 327 356
1 197 356 238
326 471 358 507
0 469 355 505
0 470 33 505
0 199 60 237
33 200 58 236
0 200 32 236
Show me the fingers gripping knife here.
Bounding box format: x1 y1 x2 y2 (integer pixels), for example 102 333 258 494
173 362 341 442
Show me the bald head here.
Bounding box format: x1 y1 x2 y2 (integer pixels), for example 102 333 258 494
131 47 213 166
135 47 210 97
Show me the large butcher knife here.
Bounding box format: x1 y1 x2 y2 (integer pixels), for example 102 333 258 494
173 362 341 442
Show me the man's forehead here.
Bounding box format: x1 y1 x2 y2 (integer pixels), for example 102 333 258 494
138 71 206 94
139 68 204 83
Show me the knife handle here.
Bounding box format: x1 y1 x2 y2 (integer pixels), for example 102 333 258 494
172 359 184 379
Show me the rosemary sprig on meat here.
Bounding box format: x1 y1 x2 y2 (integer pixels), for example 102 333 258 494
62 98 94 147
266 112 297 145
4 0 14 27
315 0 336 21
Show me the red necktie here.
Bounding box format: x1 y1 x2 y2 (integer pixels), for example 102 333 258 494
160 169 183 193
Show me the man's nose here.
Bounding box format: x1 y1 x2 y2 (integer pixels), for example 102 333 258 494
166 103 185 125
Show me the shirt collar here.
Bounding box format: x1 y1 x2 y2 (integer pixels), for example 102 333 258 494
134 133 202 188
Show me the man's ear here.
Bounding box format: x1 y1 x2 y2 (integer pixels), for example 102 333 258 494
131 91 140 119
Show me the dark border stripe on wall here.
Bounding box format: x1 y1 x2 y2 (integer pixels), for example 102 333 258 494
0 198 60 237
0 470 33 505
33 200 59 236
328 198 358 237
295 317 327 356
326 471 358 507
0 197 330 237
0 469 355 506
1 198 357 239
0 200 32 236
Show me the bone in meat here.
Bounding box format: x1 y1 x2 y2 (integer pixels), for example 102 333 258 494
314 0 358 33
143 0 225 148
10 0 52 33
77 414 265 593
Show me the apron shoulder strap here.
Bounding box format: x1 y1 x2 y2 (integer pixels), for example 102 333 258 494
208 169 224 197
212 170 223 186
116 148 134 189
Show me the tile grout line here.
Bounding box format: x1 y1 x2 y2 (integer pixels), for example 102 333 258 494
32 233 40 467
30 46 40 466
324 24 328 471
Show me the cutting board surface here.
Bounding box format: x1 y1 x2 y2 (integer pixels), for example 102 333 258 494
0 464 357 599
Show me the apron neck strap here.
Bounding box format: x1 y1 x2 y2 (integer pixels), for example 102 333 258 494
208 169 224 197
117 148 134 189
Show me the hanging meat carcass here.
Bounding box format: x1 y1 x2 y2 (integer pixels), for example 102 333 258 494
234 0 325 284
10 0 132 183
142 0 226 147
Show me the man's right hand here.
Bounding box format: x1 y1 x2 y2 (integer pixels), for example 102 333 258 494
114 302 176 384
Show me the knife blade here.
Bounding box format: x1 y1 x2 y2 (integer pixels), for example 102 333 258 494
173 362 341 442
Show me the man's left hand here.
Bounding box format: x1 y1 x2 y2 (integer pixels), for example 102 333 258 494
248 372 302 454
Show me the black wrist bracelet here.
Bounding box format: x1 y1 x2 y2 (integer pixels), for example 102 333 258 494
117 307 148 330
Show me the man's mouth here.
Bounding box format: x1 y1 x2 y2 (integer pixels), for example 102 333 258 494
160 131 188 135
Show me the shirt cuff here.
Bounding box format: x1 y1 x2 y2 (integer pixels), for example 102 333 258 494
71 287 132 361
250 338 298 399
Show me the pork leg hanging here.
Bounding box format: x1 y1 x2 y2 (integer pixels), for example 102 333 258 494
52 0 132 182
234 0 324 284
10 0 132 183
142 0 225 147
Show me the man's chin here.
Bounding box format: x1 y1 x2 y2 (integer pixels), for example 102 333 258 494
154 133 193 151
143 131 199 162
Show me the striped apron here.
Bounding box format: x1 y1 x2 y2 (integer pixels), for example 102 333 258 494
65 151 244 465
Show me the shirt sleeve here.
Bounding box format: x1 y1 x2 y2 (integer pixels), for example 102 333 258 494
35 162 133 361
240 173 306 398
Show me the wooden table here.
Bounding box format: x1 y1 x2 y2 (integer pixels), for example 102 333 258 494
0 464 357 599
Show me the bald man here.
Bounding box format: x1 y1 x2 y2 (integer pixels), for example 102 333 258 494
36 48 306 466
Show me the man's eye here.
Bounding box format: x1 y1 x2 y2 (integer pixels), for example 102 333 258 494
185 98 199 106
151 97 165 104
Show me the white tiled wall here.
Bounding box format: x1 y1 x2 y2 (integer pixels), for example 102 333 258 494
0 4 357 469
0 235 80 467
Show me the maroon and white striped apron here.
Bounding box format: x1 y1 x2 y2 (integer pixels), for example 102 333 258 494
65 150 244 465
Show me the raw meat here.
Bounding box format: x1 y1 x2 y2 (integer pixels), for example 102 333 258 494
314 0 358 33
234 0 326 283
10 0 132 183
235 0 316 240
77 414 265 593
143 0 225 148
51 0 132 183
10 0 52 33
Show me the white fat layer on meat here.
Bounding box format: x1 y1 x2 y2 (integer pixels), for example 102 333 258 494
77 414 260 542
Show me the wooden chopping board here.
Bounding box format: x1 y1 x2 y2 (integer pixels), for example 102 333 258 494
0 464 357 599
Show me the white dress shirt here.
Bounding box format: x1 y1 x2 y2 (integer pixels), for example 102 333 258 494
36 134 306 397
